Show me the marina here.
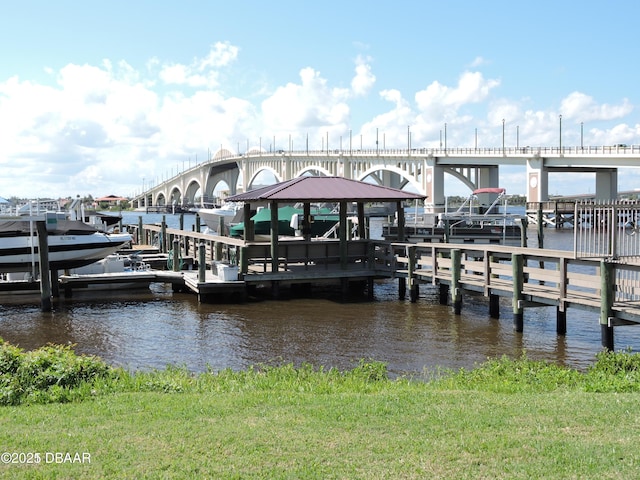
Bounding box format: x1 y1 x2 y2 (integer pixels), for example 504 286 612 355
2 185 640 374
2 210 640 376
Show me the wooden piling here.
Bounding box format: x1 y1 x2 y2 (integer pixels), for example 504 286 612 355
198 242 206 282
35 221 52 312
439 283 449 305
512 253 524 332
398 277 406 299
407 245 418 303
451 249 462 314
600 260 614 350
489 294 500 319
557 309 567 335
172 239 180 272
161 217 167 253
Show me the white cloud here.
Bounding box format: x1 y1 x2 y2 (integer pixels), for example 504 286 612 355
158 42 238 88
0 45 637 200
262 67 350 134
415 71 500 113
560 91 633 122
351 55 375 96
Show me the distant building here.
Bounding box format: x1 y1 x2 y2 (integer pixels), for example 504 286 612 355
95 195 128 207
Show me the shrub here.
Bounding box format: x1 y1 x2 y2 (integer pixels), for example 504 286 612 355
584 349 640 392
0 339 116 406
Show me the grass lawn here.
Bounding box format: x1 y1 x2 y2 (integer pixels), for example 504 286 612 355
1 342 639 479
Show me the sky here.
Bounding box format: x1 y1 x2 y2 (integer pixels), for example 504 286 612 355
1 0 639 200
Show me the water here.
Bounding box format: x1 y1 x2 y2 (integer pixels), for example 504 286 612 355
0 211 638 376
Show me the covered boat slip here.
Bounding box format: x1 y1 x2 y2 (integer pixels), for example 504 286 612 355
224 176 425 277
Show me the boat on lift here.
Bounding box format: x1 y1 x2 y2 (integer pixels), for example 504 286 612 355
384 187 526 245
0 214 132 274
193 202 242 228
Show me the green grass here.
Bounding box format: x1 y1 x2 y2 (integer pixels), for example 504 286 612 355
1 339 640 479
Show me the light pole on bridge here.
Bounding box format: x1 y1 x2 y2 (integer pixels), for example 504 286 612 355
444 123 447 151
581 122 584 150
502 118 505 153
559 114 563 152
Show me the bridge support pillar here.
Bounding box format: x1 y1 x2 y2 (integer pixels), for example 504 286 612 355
477 166 499 190
423 157 445 213
595 169 618 201
526 156 548 203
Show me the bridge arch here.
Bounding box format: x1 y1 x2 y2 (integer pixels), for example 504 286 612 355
169 186 183 206
358 165 423 194
206 179 234 203
247 167 282 190
295 166 333 178
185 180 202 207
443 167 476 191
154 192 167 206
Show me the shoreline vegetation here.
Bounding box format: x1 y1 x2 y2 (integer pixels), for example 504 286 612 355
2 339 639 478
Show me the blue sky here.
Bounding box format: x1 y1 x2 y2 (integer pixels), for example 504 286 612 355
0 0 638 199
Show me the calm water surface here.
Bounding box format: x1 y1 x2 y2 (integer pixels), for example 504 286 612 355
0 212 638 376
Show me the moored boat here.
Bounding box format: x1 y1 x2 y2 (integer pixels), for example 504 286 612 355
193 202 242 227
384 187 526 245
0 217 132 274
228 205 339 238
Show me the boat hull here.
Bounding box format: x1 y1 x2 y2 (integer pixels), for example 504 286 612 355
0 232 132 273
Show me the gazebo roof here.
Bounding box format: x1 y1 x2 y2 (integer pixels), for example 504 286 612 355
226 177 425 203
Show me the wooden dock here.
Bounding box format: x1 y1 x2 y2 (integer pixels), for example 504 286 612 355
15 218 638 351
391 242 640 349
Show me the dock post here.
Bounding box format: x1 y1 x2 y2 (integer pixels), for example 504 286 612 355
161 217 167 253
600 260 615 351
439 284 449 305
138 216 143 245
35 221 52 312
519 218 528 248
172 239 180 272
556 308 567 335
198 242 206 282
50 269 59 298
398 278 406 299
489 294 500 319
195 214 201 233
451 249 462 314
407 245 418 303
239 246 248 277
537 204 544 247
512 253 524 332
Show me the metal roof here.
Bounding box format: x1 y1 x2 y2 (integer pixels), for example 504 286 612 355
226 177 425 203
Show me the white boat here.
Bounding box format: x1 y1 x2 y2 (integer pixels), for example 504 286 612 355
194 202 241 227
64 253 153 290
0 217 132 274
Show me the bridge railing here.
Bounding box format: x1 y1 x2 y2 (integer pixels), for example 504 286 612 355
132 144 640 201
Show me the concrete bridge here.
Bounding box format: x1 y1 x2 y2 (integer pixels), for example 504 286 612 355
132 144 640 212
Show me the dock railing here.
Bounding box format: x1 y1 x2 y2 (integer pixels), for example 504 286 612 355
138 223 395 277
391 242 640 325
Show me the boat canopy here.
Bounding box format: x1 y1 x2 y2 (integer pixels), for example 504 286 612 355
472 187 506 195
0 220 100 237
